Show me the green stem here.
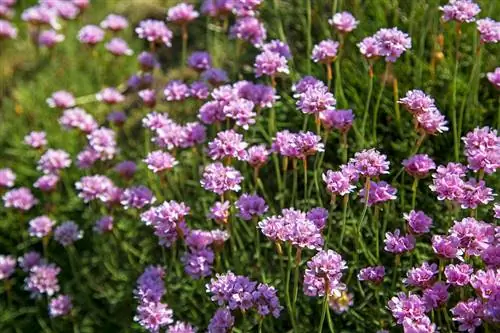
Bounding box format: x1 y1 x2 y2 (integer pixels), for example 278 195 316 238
451 24 461 161
372 63 390 143
303 158 309 208
292 248 301 313
285 245 298 332
318 295 328 333
411 178 418 210
291 159 298 207
306 0 312 74
338 195 349 248
361 66 374 146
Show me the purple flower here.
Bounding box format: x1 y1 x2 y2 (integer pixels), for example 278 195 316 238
329 290 354 314
47 90 75 109
53 1 79 20
230 16 266 46
416 109 449 135
180 122 206 148
403 154 436 178
185 229 214 250
59 108 98 133
21 5 59 29
292 76 322 96
329 12 359 33
121 186 156 209
462 127 499 174
387 292 426 324
476 18 500 44
152 122 184 150
144 151 178 173
141 201 190 247
481 245 500 268
403 210 433 234
136 19 173 47
208 201 230 224
319 109 354 132
484 292 500 323
350 148 390 178
432 235 462 259
252 283 283 318
167 321 197 333
100 14 128 31
198 101 225 124
96 87 125 104
25 263 61 297
303 249 347 297
450 217 495 256
296 83 336 115
138 52 158 71
201 68 229 85
399 90 436 116
470 269 499 299
262 39 292 59
359 181 397 206
24 131 47 149
373 27 412 62
235 81 277 109
164 81 190 102
54 221 83 246
106 37 133 56
49 295 72 317
18 251 43 273
201 163 243 195
206 272 257 310
445 263 473 286
190 81 210 100
458 179 495 210
247 145 269 168
254 50 289 77
28 215 55 238
422 282 449 311
188 51 212 71
167 3 199 24
384 229 415 254
134 265 166 304
450 298 484 332
404 262 438 288
75 175 115 202
3 187 38 211
487 67 500 89
233 0 263 17
134 302 174 333
94 216 113 234
0 168 15 187
306 207 328 230
76 147 100 169
38 29 64 47
402 316 437 333
358 266 385 284
181 248 214 279
358 37 380 59
440 0 481 23
77 25 104 45
88 127 117 160
0 255 15 280
0 19 16 39
115 161 137 179
208 308 234 333
208 130 248 161
223 99 256 130
37 149 71 174
311 39 339 63
323 170 355 196
235 194 268 220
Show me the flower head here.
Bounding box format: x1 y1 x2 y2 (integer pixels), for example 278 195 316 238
311 39 339 63
136 19 173 46
25 263 61 297
54 221 83 246
329 12 359 32
3 187 38 211
77 25 104 45
49 295 72 317
440 0 481 23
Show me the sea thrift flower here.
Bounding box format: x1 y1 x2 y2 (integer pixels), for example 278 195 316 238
323 170 355 196
262 39 292 59
0 19 16 39
96 87 125 104
134 302 174 333
373 27 412 62
387 292 426 324
470 269 499 299
115 161 137 179
198 101 225 124
180 122 206 148
320 109 354 132
358 266 385 284
34 174 59 192
403 210 433 234
28 216 55 238
423 282 449 311
54 221 83 246
329 290 354 314
144 151 178 173
445 263 473 286
138 52 158 71
37 149 71 174
440 0 481 23
311 39 339 63
208 130 248 161
360 181 397 206
399 90 436 115
252 283 283 318
487 67 500 89
329 12 359 33
235 194 268 220
190 81 210 99
134 265 166 303
167 322 197 333
164 80 190 101
481 245 500 268
403 154 436 178
88 127 116 160
181 248 214 279
254 50 289 78
236 81 277 108
47 90 75 109
0 168 15 187
417 109 449 135
77 25 104 45
49 295 72 317
201 163 243 195
247 145 269 168
18 251 42 272
404 262 438 288
303 249 347 297
351 148 390 178
223 99 256 130
106 37 133 56
94 216 113 234
53 1 80 20
135 19 173 47
208 308 234 333
167 3 199 24
450 298 484 332
462 127 499 174
25 263 60 297
306 208 328 230
432 235 461 259
206 272 257 310
458 179 495 209
402 316 437 333
21 5 59 29
24 131 47 149
384 229 416 254
3 187 38 211
476 18 500 44
208 201 230 224
201 68 229 85
0 255 15 280
292 76 322 96
38 29 64 47
358 37 380 59
297 84 336 115
75 175 114 202
59 108 98 133
100 14 128 32
188 51 212 71
76 147 100 169
121 186 156 209
230 16 266 46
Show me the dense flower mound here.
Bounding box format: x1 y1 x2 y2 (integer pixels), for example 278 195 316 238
0 0 499 332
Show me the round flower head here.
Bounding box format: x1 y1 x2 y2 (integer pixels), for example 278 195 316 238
138 52 158 71
180 122 207 148
59 108 98 133
311 39 339 64
476 18 500 44
235 194 268 220
167 321 197 333
404 262 438 288
0 5 14 20
24 263 60 297
329 290 354 314
208 201 230 224
403 154 436 178
254 50 289 78
75 175 115 203
235 81 277 109
77 25 104 45
444 263 473 286
262 39 292 59
96 87 125 104
114 161 137 179
21 5 60 29
121 186 156 210
223 98 256 130
198 101 225 124
188 51 212 71
190 81 210 100
134 265 166 303
136 19 173 47
487 67 500 89
76 147 100 169
136 89 155 108
206 272 257 310
252 283 283 318
49 295 72 317
134 301 174 333
164 80 190 101
0 19 16 39
358 36 381 59
329 12 359 33
0 255 15 280
106 37 133 56
144 151 178 173
358 266 385 284
233 0 263 17
18 251 43 273
432 235 462 259
0 168 15 187
450 298 484 333
404 210 433 234
201 68 229 85
387 292 426 324
53 1 80 20
34 174 59 192
399 90 436 116
100 14 128 32
323 170 355 196
422 282 449 311
38 29 64 48
440 0 481 23
88 127 117 160
462 127 499 174
384 229 415 254
54 221 83 246
208 308 234 333
359 181 397 206
306 207 328 230
350 148 390 178
181 248 214 279
73 0 90 10
94 216 113 234
47 90 75 109
246 144 269 168
37 149 71 174
292 76 322 95
208 130 248 161
297 84 336 115
230 16 266 46
200 163 243 195
303 249 347 297
167 3 199 25
28 215 55 238
373 27 412 62
3 187 38 211
320 109 354 132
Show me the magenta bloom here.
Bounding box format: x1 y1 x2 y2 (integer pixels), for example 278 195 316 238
0 168 15 187
403 210 433 234
329 12 359 33
432 235 462 259
164 80 191 101
208 308 234 333
208 201 230 224
134 301 174 333
252 283 283 318
182 248 214 279
254 50 289 77
94 216 113 234
416 109 449 135
320 109 354 132
399 90 436 115
75 175 115 202
387 292 426 324
106 37 133 56
404 262 438 288
230 16 266 46
323 170 355 196
77 25 104 45
168 321 196 333
96 87 125 104
223 98 256 130
49 295 72 317
136 19 173 47
359 181 397 206
297 83 336 115
21 5 59 29
358 266 385 284
0 255 15 280
247 144 269 168
423 282 449 311
445 263 473 286
440 0 481 23
59 108 98 133
37 149 71 174
233 0 263 17
462 127 499 174
144 151 178 173
262 40 292 59
190 81 210 100
235 194 268 220
476 18 500 44
53 1 79 20
28 215 55 238
235 81 277 109
292 76 322 96
450 298 484 332
384 229 415 254
199 101 225 124
0 19 16 39
200 163 243 195
138 52 158 71
403 154 436 178
100 14 128 32
450 217 495 256
470 269 499 299
303 249 347 297
167 3 199 24
373 27 412 62
3 187 38 211
47 90 75 109
487 67 500 89
311 39 339 63
208 130 248 161
188 51 212 71
358 37 380 59
88 127 116 160
120 186 156 210
24 263 60 297
34 174 59 192
38 29 64 48
206 272 257 310
350 148 390 178
402 316 437 333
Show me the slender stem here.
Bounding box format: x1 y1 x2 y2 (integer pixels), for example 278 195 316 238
303 158 309 208
373 206 380 261
362 66 374 146
411 178 419 210
291 159 298 207
338 195 349 248
393 75 401 127
327 63 333 90
292 248 302 307
285 245 298 332
181 25 188 67
318 295 328 333
306 0 312 74
373 63 390 142
451 24 462 161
